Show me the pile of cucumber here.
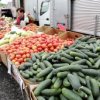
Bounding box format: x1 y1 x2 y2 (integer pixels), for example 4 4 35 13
19 36 100 100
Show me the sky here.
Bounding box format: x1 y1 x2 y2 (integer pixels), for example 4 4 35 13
0 0 12 4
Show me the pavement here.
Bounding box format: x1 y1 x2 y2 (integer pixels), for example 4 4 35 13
0 63 27 100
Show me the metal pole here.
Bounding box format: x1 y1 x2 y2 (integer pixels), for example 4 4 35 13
94 15 99 36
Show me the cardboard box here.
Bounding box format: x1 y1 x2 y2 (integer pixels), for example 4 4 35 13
38 26 83 39
0 52 8 67
59 31 83 40
38 26 63 35
30 85 38 100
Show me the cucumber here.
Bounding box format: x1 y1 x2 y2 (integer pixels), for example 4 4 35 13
43 60 53 67
25 58 33 63
78 72 85 78
63 78 70 87
80 36 91 42
70 51 85 59
47 55 54 60
35 53 41 59
60 57 72 64
62 88 82 100
76 45 86 49
31 69 38 74
20 71 30 79
86 60 93 68
37 68 42 73
46 71 53 79
52 59 59 63
52 77 57 83
86 76 91 90
90 78 99 97
67 73 81 90
25 70 33 76
37 96 46 100
36 77 44 82
84 51 98 58
94 59 100 68
49 96 55 100
39 62 46 69
94 56 100 63
36 59 40 65
81 69 100 77
87 95 94 100
88 58 95 64
71 59 86 65
56 54 62 60
60 52 73 60
31 54 36 62
79 76 86 85
96 46 100 52
57 71 68 78
42 53 49 60
32 64 38 70
60 94 68 100
73 90 87 98
72 49 88 58
41 89 61 96
79 86 92 95
34 79 51 96
19 62 32 70
53 65 82 75
53 78 62 89
87 38 96 43
75 57 82 60
37 67 53 78
53 63 69 68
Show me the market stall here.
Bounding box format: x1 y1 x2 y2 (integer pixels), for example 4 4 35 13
0 15 100 100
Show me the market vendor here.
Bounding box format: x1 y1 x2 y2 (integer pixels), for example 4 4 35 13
14 8 29 26
14 8 35 26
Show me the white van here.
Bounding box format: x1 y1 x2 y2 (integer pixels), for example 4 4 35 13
39 0 71 29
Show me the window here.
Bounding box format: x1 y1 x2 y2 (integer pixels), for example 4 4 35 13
40 1 49 15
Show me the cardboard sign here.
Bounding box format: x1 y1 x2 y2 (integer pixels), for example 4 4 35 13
57 24 66 31
12 64 24 90
7 58 12 75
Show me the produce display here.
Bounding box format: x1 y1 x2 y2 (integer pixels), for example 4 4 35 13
2 34 70 65
0 30 34 47
0 16 13 29
18 36 100 100
0 28 11 39
1 15 100 100
23 23 38 32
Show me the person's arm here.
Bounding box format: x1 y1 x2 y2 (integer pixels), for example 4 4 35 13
15 17 20 25
24 13 29 24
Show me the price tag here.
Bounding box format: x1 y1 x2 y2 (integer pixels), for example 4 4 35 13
57 24 66 31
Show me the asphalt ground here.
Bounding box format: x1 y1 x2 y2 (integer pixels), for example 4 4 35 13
0 63 27 100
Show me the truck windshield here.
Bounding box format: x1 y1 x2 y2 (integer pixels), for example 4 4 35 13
40 1 49 15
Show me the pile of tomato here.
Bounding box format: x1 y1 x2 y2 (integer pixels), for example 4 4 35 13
0 28 11 39
1 34 74 65
23 23 38 32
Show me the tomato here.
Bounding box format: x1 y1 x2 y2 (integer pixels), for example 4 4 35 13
41 44 46 48
18 58 24 63
48 43 52 48
26 54 30 58
16 54 21 59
